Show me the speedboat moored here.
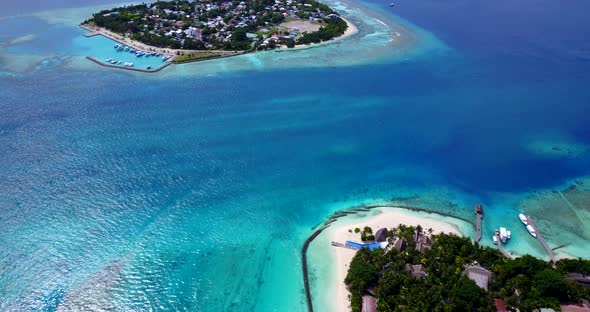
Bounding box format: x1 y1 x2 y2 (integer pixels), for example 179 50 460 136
499 227 511 243
526 225 537 238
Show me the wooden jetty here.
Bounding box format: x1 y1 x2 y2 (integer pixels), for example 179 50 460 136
83 32 100 38
525 216 555 262
474 204 483 242
494 230 512 259
86 56 172 73
331 241 359 250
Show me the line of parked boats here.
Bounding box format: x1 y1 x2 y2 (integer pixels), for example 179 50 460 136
104 58 134 67
519 213 537 238
492 213 538 244
114 44 172 60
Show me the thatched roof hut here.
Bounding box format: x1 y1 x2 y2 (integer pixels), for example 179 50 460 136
405 263 427 278
394 238 407 252
375 228 388 242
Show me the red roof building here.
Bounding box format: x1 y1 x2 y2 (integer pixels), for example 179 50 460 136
561 303 590 312
494 299 507 312
361 295 376 312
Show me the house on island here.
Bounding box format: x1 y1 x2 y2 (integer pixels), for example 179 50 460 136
463 264 493 291
414 231 433 253
375 228 388 242
405 263 428 278
565 273 590 289
361 295 377 312
560 300 590 312
494 299 507 312
394 238 407 252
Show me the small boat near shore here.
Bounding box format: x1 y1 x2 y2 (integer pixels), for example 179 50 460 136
493 227 511 243
500 227 511 243
519 213 528 225
526 224 537 237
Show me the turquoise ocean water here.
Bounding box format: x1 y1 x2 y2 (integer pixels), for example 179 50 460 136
1 0 590 310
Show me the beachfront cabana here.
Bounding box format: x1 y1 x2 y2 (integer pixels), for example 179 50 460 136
394 238 407 252
375 228 388 242
405 263 427 278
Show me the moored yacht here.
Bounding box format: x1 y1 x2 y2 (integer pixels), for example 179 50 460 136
499 227 511 243
526 225 537 238
519 213 528 225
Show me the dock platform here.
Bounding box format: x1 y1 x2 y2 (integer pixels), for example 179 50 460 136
85 56 172 73
525 216 555 262
331 241 359 250
474 204 483 242
83 32 100 38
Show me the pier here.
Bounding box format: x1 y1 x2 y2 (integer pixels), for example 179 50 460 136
493 230 512 259
331 241 358 250
474 204 483 242
86 56 172 73
525 216 555 262
83 32 100 38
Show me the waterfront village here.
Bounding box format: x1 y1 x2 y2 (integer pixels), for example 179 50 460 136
84 0 349 56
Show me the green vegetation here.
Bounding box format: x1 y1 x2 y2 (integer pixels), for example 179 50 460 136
296 17 348 45
361 226 375 241
172 51 233 63
84 0 348 52
344 224 590 312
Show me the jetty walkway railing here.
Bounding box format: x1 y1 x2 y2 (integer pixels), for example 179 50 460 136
525 216 555 262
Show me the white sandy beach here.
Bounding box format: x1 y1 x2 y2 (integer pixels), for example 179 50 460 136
291 17 358 49
324 207 471 312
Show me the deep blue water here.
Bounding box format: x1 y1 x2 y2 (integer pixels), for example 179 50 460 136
1 0 590 310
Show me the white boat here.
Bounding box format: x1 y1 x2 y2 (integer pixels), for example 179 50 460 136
519 214 528 225
492 235 498 243
499 227 510 243
526 225 537 238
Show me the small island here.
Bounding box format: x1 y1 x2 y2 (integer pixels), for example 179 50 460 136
344 224 590 312
81 0 350 66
